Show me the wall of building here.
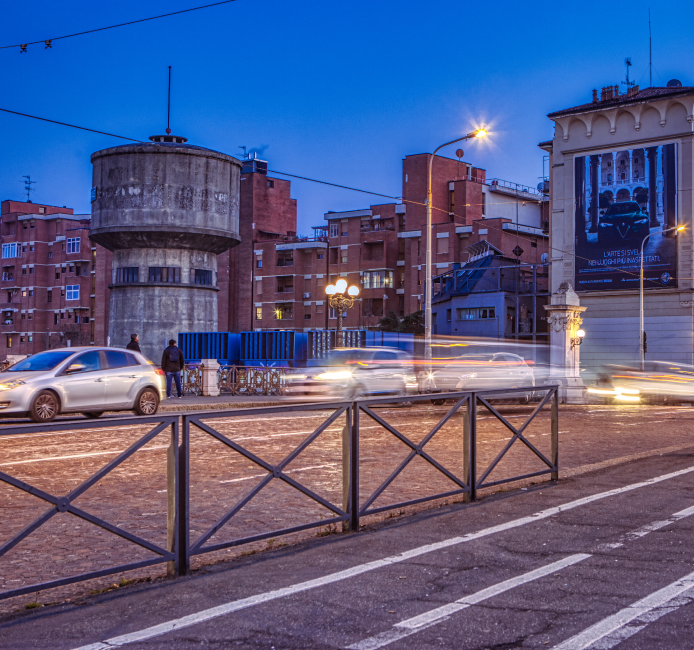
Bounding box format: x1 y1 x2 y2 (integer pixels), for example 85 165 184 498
545 85 694 375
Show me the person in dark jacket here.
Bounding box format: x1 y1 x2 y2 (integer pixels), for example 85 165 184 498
161 339 185 398
126 334 141 352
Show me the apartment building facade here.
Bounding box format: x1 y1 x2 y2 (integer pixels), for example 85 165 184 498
0 200 108 358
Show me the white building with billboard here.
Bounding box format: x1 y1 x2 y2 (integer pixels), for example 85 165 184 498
540 82 694 379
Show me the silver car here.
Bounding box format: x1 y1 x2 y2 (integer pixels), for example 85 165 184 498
285 347 418 400
0 347 167 422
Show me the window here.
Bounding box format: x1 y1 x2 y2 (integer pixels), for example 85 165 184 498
22 290 26 297
22 268 26 275
267 180 274 188
457 307 496 320
436 237 449 254
255 278 262 295
28 290 33 297
317 253 324 260
20 336 25 343
23 223 28 230
342 230 348 237
6 335 11 348
48 251 53 258
28 312 32 319
69 350 102 373
66 237 80 254
362 270 394 289
449 189 455 212
275 305 293 320
30 245 34 252
66 285 80 300
341 255 348 264
105 350 138 369
30 221 35 228
29 267 34 274
193 269 213 285
256 258 263 268
55 271 60 280
69 265 74 273
531 241 537 248
329 223 339 238
2 243 18 259
47 290 52 302
116 267 139 283
481 192 486 216
304 313 311 320
255 307 262 320
83 316 89 323
446 309 452 322
54 313 59 325
1 273 12 281
315 303 324 314
329 307 347 319
149 267 181 283
277 254 293 267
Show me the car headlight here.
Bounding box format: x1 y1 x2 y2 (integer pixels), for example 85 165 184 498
288 374 307 381
315 371 352 380
0 379 25 391
458 373 477 379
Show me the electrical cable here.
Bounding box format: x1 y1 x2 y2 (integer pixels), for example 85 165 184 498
1 0 237 51
0 105 681 285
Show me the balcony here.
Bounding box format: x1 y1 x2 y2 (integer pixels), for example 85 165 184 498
361 218 395 232
276 285 294 294
276 258 294 267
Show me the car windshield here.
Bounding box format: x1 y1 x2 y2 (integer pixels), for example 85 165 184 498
8 350 76 372
605 202 641 216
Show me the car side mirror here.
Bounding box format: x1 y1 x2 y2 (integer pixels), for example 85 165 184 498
65 363 85 374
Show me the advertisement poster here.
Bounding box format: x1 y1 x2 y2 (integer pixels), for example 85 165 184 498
574 144 678 291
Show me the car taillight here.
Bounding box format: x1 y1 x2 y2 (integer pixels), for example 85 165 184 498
155 369 165 376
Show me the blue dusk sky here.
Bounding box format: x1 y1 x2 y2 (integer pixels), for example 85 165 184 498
0 0 691 233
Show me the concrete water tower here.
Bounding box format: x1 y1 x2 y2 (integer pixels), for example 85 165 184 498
90 134 242 360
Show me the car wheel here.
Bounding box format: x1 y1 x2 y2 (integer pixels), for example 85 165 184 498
135 388 159 416
430 398 446 406
30 390 59 423
82 412 103 419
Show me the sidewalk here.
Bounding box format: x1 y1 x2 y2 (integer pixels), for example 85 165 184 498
158 393 286 412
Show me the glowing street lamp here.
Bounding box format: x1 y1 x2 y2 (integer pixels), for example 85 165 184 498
425 128 488 367
639 225 685 370
325 280 360 347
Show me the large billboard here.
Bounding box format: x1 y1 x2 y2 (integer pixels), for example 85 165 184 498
574 144 678 291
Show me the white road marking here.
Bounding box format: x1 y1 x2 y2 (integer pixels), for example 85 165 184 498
597 505 694 551
0 445 170 466
347 554 590 650
69 464 694 650
552 569 694 650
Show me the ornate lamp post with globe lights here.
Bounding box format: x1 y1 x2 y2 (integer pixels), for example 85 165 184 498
325 279 360 347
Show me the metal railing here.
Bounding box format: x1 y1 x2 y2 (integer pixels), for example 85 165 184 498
182 364 203 395
0 385 557 600
0 415 179 601
217 365 286 395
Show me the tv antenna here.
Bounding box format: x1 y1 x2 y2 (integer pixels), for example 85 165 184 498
22 175 36 202
622 57 635 89
648 9 653 87
238 146 248 159
166 66 172 135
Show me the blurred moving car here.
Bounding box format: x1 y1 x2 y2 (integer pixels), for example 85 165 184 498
426 352 535 403
0 347 167 422
589 361 694 404
598 201 650 244
284 347 417 400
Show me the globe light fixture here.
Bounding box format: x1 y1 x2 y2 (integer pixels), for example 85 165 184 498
325 279 360 347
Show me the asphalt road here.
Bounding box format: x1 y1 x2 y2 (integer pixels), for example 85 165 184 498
2 446 694 649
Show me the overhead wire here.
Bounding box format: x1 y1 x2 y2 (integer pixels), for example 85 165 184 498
0 105 681 285
1 0 237 52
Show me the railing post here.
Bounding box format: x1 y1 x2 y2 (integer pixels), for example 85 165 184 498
166 418 178 576
177 415 190 575
462 394 471 504
341 408 350 532
551 387 559 481
349 402 360 532
469 392 477 501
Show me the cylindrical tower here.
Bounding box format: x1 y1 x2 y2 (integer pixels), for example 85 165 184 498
90 135 242 361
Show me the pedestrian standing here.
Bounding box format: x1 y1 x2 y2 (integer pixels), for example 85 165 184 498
126 333 141 352
161 339 185 399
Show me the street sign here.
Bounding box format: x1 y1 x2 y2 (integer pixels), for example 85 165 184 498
513 245 524 257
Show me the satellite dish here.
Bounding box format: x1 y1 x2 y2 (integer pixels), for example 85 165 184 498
667 79 683 88
455 149 464 159
541 253 549 263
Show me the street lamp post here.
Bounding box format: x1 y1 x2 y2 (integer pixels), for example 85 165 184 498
326 279 360 347
425 128 487 367
639 225 684 370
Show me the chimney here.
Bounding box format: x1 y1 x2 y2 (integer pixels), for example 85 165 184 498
592 88 598 103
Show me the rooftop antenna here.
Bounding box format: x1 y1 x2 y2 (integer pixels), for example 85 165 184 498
238 146 248 159
22 175 36 203
166 66 172 135
622 57 635 90
648 9 653 87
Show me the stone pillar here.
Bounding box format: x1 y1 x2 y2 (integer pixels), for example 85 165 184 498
543 283 587 404
201 359 220 397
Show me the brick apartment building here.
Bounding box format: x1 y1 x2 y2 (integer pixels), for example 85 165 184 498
248 153 549 332
0 151 548 359
0 200 111 358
